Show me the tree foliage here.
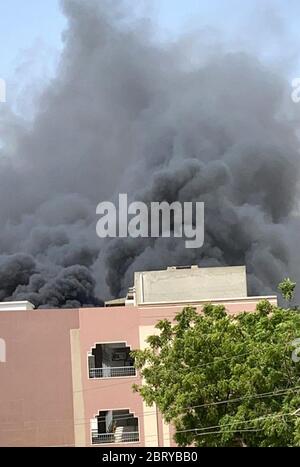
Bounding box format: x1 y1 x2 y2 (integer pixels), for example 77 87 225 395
278 278 296 303
133 301 300 446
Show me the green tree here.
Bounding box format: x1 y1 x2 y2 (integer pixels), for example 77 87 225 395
133 302 300 446
278 278 296 304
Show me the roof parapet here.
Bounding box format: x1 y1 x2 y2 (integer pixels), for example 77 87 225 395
0 301 35 312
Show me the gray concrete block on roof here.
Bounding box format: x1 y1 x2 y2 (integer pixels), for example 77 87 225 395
134 265 247 305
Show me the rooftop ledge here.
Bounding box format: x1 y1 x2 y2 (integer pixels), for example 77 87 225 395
138 295 278 307
0 301 35 311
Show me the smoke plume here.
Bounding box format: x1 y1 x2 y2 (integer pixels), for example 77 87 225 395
0 0 300 307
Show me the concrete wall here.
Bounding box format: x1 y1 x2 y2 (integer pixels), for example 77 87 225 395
135 266 248 305
0 309 79 447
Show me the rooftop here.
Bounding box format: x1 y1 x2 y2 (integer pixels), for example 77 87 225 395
134 265 248 306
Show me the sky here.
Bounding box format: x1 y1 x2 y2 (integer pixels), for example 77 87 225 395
0 0 300 116
1 0 300 77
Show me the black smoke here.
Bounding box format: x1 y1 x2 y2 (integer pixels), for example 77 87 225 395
0 0 299 307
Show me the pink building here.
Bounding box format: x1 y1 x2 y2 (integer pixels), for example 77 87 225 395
0 266 277 447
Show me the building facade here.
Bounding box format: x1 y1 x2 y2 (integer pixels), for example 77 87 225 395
0 266 277 447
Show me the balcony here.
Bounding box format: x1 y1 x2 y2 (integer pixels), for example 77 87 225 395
88 342 136 379
89 366 136 379
92 431 115 444
91 409 139 445
91 430 139 444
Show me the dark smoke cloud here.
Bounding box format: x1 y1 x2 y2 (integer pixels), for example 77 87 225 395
0 0 300 307
13 264 102 309
0 252 101 308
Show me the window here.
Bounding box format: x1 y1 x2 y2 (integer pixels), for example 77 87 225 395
91 409 139 444
88 342 136 378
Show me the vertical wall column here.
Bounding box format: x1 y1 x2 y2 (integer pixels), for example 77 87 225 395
70 329 86 447
139 325 173 447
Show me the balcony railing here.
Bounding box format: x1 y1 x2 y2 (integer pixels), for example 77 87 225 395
121 431 140 443
89 366 136 379
91 430 139 444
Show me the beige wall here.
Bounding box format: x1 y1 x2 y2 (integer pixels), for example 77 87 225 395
139 325 160 447
70 329 86 447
